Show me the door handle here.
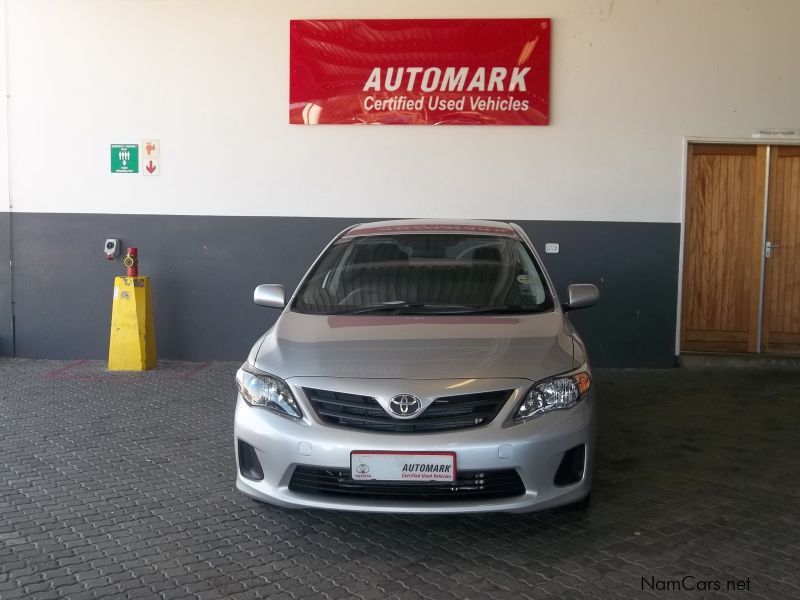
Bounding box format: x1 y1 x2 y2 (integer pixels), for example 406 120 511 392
766 241 781 258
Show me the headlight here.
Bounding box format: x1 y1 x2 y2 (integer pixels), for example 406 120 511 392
235 365 302 419
514 370 591 421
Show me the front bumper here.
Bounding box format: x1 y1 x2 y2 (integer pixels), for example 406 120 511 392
234 377 595 514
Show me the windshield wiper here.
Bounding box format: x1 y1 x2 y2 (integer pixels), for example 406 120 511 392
332 301 448 315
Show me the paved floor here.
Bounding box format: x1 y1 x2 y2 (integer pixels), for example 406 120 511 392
0 359 798 600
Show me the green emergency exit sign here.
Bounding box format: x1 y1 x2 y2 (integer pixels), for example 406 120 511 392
111 144 139 173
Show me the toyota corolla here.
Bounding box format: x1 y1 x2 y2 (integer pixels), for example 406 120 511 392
234 219 599 513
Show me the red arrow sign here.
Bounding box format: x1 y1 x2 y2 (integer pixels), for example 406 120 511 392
145 160 157 174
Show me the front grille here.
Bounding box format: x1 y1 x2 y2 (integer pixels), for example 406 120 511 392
303 388 513 433
289 466 526 501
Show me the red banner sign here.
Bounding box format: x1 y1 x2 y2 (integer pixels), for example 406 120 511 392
290 19 550 126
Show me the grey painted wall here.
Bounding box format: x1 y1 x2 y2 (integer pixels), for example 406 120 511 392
519 220 680 368
0 213 12 357
5 213 680 367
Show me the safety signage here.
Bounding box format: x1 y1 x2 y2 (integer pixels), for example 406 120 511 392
142 139 160 176
290 19 551 125
110 144 139 173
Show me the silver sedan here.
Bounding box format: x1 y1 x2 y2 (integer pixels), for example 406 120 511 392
234 219 599 513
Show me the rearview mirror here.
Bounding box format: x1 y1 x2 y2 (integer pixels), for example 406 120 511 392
565 284 599 311
254 284 285 308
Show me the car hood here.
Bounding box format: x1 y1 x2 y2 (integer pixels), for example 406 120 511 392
252 310 576 381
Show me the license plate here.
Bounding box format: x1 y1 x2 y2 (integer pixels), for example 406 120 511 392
351 451 456 482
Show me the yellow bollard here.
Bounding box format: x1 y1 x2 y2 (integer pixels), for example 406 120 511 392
108 276 156 370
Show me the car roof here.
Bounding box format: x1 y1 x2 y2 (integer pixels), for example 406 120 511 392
342 219 520 239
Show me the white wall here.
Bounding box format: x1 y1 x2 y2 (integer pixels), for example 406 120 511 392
4 0 799 222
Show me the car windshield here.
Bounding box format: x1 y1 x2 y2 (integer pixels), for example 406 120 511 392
293 233 554 315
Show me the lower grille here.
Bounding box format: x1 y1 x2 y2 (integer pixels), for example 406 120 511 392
289 466 526 501
303 387 513 433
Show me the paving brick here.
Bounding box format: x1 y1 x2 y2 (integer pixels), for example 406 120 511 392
1 359 798 600
159 588 192 600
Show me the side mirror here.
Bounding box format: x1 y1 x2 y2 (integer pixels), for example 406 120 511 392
564 284 599 311
254 284 285 308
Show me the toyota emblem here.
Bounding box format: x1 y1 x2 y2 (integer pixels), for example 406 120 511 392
388 394 422 418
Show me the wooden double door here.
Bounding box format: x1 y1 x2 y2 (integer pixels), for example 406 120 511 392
682 143 800 354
